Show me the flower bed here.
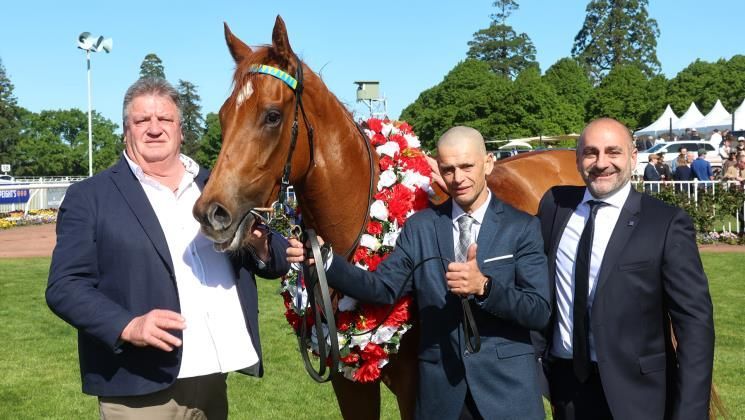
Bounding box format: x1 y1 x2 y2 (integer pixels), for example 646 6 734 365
0 209 58 229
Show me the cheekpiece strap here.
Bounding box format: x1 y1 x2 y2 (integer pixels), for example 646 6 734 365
248 64 298 90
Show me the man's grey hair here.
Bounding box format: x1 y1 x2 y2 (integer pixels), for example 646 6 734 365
122 77 182 130
437 126 486 155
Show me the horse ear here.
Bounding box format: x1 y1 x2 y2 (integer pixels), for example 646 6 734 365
224 22 252 63
271 15 295 66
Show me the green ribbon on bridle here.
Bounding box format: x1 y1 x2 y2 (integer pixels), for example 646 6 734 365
248 64 298 90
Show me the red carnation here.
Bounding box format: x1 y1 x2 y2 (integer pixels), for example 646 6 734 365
336 310 358 332
389 133 408 151
385 296 413 327
379 155 393 171
387 184 414 224
361 342 388 361
398 122 413 133
367 221 383 235
365 253 383 271
371 133 387 146
353 360 381 383
412 188 430 212
353 246 368 264
341 351 360 365
367 118 383 133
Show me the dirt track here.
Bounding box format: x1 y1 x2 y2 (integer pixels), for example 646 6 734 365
0 224 57 258
0 223 743 259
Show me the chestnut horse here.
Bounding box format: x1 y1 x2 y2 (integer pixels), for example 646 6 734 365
193 16 723 420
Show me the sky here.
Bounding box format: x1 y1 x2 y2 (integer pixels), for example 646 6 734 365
2 0 744 132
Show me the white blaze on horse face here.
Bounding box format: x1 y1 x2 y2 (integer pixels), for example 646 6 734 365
236 80 254 107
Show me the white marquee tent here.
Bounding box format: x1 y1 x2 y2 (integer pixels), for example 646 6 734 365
672 102 705 132
708 99 745 131
634 104 679 135
690 99 731 132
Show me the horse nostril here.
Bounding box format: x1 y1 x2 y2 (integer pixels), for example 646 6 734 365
207 203 232 231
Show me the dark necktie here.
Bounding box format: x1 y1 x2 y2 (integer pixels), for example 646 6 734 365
456 215 475 262
573 199 606 382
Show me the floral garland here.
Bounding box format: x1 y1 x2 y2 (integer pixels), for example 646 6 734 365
279 118 433 383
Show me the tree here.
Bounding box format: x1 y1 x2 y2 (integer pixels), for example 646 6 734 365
14 109 120 176
466 0 537 79
195 112 222 168
543 57 593 129
666 56 745 114
585 65 660 130
400 59 510 150
572 0 661 81
139 53 165 79
0 57 24 168
497 64 576 138
177 79 204 158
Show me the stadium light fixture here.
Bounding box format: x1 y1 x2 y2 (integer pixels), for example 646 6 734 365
77 32 112 177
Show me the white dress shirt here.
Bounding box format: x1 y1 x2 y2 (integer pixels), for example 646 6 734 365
124 153 258 378
451 191 492 261
551 182 631 361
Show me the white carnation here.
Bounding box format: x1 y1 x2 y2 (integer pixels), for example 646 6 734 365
376 141 400 158
369 200 388 221
404 133 420 148
337 296 359 312
360 234 381 251
381 123 396 137
371 325 398 344
351 333 371 349
382 229 400 247
377 169 397 190
401 170 430 190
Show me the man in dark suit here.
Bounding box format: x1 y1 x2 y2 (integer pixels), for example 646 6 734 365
288 126 550 419
46 78 289 418
535 118 714 419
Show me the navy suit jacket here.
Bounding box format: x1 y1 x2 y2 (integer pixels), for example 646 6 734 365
328 197 550 420
46 157 289 397
535 186 714 420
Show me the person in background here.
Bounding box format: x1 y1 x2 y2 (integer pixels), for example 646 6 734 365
534 117 714 420
722 151 737 176
46 77 290 419
643 154 661 193
673 153 694 194
670 147 688 174
654 152 672 181
690 148 714 183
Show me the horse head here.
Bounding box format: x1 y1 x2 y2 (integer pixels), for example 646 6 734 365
194 16 375 253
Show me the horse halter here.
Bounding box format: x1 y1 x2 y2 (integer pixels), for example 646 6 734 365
248 57 343 383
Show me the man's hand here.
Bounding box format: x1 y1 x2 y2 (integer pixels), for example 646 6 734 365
243 222 271 262
120 309 186 352
446 244 489 296
287 236 326 266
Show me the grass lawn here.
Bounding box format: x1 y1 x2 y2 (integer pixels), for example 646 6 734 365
0 255 742 419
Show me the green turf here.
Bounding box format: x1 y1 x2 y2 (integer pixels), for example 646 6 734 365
0 255 741 418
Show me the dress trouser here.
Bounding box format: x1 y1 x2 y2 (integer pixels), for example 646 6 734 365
99 373 228 420
547 358 612 420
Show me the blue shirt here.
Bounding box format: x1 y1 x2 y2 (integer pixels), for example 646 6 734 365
690 157 712 180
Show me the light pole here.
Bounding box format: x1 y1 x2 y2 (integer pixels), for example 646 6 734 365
77 32 112 177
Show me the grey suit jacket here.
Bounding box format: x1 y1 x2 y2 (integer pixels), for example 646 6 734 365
535 185 714 420
328 196 550 420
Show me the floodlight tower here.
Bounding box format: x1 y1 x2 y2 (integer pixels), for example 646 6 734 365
354 81 387 119
77 32 112 177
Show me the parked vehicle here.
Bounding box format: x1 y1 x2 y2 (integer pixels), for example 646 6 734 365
634 141 722 178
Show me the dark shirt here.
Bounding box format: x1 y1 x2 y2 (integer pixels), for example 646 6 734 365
673 165 693 181
643 163 661 181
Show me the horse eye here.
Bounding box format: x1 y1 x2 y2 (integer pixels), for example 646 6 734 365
265 110 282 127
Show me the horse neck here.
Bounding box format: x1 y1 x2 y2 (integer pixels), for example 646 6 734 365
294 80 378 257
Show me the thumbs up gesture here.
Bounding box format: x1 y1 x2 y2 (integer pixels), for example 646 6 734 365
446 244 489 296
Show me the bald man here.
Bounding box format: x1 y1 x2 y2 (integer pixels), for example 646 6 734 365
288 126 549 419
534 118 714 419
